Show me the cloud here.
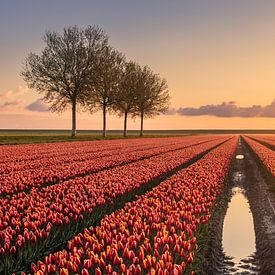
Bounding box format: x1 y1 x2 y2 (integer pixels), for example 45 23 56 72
0 100 24 111
25 98 50 112
164 108 178 115
0 86 28 101
0 86 29 111
171 100 275 118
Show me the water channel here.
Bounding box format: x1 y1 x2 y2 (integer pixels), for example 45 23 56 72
222 154 258 274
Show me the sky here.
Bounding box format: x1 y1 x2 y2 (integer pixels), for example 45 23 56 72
0 0 275 130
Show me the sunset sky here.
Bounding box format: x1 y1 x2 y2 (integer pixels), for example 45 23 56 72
0 0 275 130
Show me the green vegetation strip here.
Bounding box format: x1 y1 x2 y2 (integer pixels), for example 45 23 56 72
0 134 181 146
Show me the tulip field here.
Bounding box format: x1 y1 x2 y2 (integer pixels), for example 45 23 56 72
1 134 274 274
0 136 221 195
244 136 275 177
29 137 238 275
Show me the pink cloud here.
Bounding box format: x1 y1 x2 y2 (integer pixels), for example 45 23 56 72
0 100 24 111
0 86 28 101
0 86 29 111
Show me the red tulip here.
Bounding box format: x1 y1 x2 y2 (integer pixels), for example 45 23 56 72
60 268 69 275
47 264 56 273
173 244 180 254
106 264 112 273
128 250 135 260
181 261 186 270
67 261 78 272
163 244 170 252
95 267 102 275
113 255 122 266
138 247 145 260
83 259 93 269
187 255 193 264
10 246 16 254
98 257 105 269
120 263 127 272
31 263 38 273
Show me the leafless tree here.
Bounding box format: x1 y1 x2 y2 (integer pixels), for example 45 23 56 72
113 61 140 137
22 25 108 137
84 46 125 137
133 66 170 136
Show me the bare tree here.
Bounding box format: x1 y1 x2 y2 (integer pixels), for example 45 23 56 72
133 66 170 136
84 46 125 137
113 61 140 137
21 25 108 137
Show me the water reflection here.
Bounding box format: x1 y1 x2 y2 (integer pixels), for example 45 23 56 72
222 186 257 273
235 154 244 160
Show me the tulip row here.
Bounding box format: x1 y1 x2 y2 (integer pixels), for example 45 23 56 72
247 134 275 149
31 137 238 274
249 134 275 142
0 136 221 196
0 138 126 163
0 137 230 273
1 136 218 164
0 137 192 172
0 137 178 160
244 136 275 177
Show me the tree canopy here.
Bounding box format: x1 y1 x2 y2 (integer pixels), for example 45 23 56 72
22 25 170 137
22 25 108 136
133 65 170 136
83 45 125 137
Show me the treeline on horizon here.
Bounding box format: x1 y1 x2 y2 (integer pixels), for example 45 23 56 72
22 25 170 137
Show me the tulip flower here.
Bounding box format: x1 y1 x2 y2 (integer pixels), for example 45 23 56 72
95 267 102 275
60 268 69 275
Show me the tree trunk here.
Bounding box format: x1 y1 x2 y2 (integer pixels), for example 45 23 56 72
71 101 76 137
140 111 144 137
103 104 107 137
123 111 128 137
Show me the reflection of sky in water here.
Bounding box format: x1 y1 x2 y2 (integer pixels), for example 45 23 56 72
222 187 255 263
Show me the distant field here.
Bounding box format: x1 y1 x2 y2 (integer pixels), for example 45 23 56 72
0 129 275 145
